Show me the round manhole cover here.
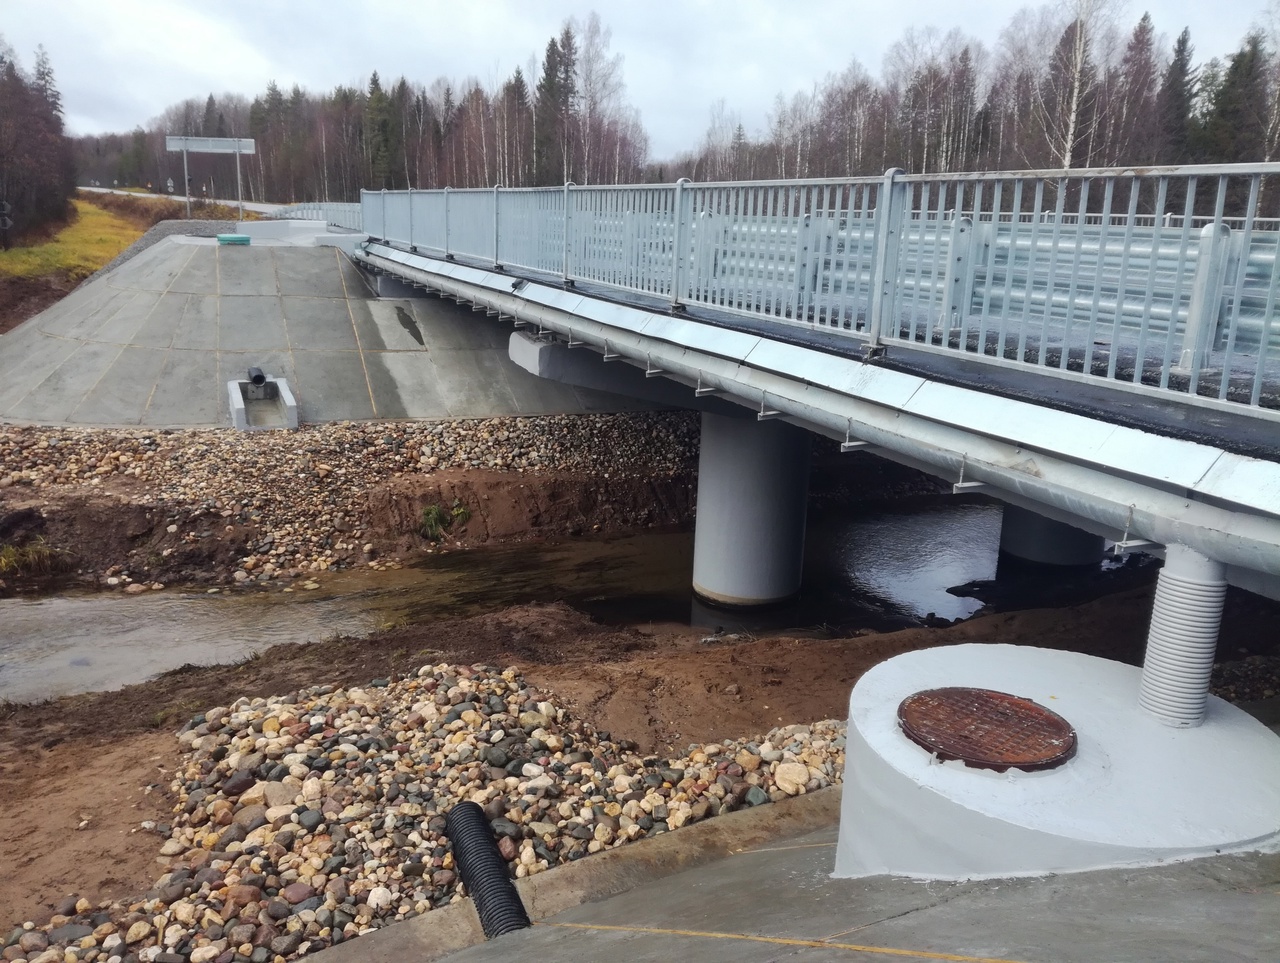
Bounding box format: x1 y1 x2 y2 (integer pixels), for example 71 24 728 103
897 687 1077 772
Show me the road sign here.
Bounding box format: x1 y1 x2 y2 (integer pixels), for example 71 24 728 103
167 178 174 193
0 201 10 215
0 217 13 231
165 136 255 155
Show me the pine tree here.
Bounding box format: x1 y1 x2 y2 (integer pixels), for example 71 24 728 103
1157 28 1196 164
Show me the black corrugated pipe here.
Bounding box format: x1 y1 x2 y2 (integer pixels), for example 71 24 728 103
444 801 532 938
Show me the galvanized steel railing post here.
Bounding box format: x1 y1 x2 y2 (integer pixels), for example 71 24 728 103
407 189 415 250
562 182 575 285
444 187 452 259
867 168 907 347
380 189 387 242
940 215 974 330
671 177 692 310
1176 222 1231 374
493 184 501 268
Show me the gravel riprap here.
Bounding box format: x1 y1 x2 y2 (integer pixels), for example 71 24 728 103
85 220 239 284
0 412 699 584
3 663 845 962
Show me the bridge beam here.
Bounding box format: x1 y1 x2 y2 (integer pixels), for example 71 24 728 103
998 504 1105 568
1139 544 1228 728
692 411 810 607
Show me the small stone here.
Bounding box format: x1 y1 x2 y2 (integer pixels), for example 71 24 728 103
745 785 770 807
125 922 153 944
366 886 394 911
280 882 314 905
773 762 809 796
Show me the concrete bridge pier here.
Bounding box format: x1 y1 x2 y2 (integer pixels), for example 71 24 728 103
692 411 811 607
998 504 1105 568
1139 544 1228 727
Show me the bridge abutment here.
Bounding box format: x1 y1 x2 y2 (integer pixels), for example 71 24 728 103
998 504 1105 568
691 411 810 607
1139 544 1228 728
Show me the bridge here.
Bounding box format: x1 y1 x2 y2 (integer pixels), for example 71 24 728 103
283 164 1280 737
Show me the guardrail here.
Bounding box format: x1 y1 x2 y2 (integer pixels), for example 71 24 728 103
275 202 363 231
360 165 1280 415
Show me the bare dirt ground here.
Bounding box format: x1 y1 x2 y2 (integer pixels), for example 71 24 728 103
5 581 1277 930
0 274 72 335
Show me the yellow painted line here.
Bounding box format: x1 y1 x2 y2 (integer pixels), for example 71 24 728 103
543 921 1032 963
733 840 837 855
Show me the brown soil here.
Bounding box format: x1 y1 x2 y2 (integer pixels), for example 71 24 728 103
365 468 695 553
0 274 73 335
0 586 1157 930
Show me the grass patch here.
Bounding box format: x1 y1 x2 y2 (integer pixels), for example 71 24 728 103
86 190 261 229
0 538 74 577
0 198 142 282
418 499 472 540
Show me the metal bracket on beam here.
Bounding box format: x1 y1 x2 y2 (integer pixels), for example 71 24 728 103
566 330 586 348
952 481 994 493
757 396 784 420
1112 538 1159 556
512 318 529 328
841 440 875 453
644 354 665 378
602 341 621 361
694 376 719 397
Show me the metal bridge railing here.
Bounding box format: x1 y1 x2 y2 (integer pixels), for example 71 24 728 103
275 202 363 231
360 164 1280 416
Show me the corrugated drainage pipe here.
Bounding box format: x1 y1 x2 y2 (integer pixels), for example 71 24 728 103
1139 544 1228 728
445 801 532 938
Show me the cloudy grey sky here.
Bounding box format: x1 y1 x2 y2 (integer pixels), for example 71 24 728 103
0 0 1269 159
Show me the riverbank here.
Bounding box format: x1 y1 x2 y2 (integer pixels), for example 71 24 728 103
3 590 1279 950
0 413 701 595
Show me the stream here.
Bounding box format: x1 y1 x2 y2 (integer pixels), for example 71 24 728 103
0 497 1150 703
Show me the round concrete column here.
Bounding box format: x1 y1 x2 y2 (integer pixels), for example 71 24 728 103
1139 544 1227 728
998 504 1105 567
692 411 811 607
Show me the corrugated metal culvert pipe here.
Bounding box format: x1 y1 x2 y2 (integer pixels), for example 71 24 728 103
1139 544 1228 727
445 801 532 938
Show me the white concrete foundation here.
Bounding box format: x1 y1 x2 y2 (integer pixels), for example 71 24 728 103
835 644 1280 880
998 504 1105 566
691 411 810 606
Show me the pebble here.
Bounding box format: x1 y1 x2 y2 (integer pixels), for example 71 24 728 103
18 662 845 962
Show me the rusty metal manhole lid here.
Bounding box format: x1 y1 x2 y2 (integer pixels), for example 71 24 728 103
897 687 1077 773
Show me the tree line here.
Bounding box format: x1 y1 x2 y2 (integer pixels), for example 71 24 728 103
0 40 75 245
73 13 647 204
680 2 1279 189
69 3 1280 209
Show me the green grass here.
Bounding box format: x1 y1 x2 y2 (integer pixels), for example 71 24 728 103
0 538 73 577
0 199 143 282
418 500 471 540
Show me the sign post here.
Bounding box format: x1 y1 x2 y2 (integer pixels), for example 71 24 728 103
165 136 256 221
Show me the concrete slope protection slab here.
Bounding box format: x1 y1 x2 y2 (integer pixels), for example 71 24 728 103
0 238 650 427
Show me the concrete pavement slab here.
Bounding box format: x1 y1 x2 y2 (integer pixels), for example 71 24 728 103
435 824 1280 963
68 345 168 424
281 297 359 350
217 246 278 296
142 350 222 425
276 247 349 298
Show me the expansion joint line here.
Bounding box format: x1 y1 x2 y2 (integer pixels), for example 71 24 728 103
541 921 1032 963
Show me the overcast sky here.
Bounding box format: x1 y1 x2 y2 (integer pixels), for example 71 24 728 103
1 0 1269 159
